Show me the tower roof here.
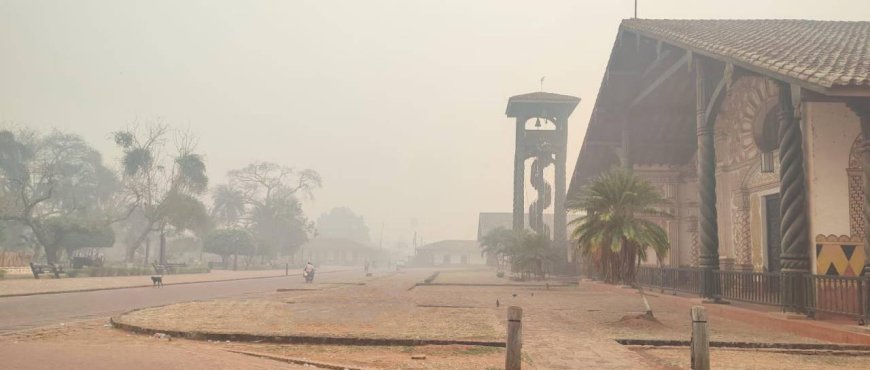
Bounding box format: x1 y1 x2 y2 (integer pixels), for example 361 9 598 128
505 91 581 118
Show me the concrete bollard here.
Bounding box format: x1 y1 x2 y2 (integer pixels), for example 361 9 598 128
690 305 710 370
506 306 523 370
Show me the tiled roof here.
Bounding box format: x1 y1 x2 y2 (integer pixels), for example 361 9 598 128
622 19 870 88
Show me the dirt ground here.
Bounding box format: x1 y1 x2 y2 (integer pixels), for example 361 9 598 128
8 268 870 369
114 271 502 341
0 320 309 370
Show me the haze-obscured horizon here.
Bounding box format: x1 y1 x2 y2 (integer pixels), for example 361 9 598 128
2 0 868 247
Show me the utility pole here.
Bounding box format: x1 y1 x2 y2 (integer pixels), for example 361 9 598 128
634 0 638 19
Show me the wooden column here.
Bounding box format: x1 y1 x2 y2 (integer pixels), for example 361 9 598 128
695 60 720 299
847 100 870 277
690 306 710 370
514 117 526 232
777 83 810 313
505 306 523 370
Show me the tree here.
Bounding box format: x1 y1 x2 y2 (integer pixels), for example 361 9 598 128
228 162 321 206
203 228 255 270
211 161 321 262
0 129 120 263
479 227 513 271
506 230 560 280
249 190 311 260
568 167 670 285
113 125 209 264
43 217 115 259
316 207 370 243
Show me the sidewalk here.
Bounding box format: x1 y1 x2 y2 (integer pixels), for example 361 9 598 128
0 267 351 297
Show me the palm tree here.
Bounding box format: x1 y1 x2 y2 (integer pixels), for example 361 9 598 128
568 166 670 285
211 184 245 227
479 227 513 271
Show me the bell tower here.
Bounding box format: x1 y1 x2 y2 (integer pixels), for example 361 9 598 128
505 92 580 255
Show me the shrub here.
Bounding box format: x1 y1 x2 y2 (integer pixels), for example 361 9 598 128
496 271 505 278
423 271 440 284
0 269 6 279
176 266 210 274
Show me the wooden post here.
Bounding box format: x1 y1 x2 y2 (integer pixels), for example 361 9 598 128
505 306 523 370
285 263 289 276
690 306 710 370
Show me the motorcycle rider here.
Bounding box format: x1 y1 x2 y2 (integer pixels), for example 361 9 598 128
303 261 315 282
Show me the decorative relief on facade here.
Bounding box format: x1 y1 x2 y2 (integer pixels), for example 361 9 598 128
688 216 699 267
849 134 863 169
743 155 780 191
848 134 865 240
714 77 779 169
815 234 865 276
731 191 752 267
713 76 782 271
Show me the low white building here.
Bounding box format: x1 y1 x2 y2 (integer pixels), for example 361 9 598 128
414 240 486 266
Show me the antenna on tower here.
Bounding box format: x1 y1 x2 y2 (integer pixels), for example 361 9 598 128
540 76 545 92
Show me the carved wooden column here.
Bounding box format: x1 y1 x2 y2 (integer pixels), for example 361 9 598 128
776 83 810 313
847 100 870 277
695 61 720 299
513 117 526 232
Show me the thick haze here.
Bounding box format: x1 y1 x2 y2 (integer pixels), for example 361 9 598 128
2 0 868 246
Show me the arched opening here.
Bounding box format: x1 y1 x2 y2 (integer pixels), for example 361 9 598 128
755 106 780 173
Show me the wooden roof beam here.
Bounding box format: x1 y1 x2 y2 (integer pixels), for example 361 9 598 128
630 52 690 107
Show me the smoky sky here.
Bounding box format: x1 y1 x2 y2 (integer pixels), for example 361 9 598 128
2 0 867 247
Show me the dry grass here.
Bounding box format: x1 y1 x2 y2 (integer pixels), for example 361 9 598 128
636 347 870 369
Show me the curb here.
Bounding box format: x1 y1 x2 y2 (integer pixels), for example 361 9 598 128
226 349 372 370
110 317 506 348
0 268 358 299
415 282 577 288
615 338 870 351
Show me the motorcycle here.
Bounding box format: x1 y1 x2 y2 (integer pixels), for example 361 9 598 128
303 269 315 283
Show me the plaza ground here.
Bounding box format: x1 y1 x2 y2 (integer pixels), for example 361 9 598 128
4 267 870 369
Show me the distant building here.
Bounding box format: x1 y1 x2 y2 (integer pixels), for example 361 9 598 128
295 237 390 267
477 212 554 240
414 240 486 266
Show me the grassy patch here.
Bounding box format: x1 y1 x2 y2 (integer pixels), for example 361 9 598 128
522 351 534 365
463 346 500 355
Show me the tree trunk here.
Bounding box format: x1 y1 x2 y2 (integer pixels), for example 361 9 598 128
144 236 151 266
127 219 157 263
159 229 167 265
27 220 58 265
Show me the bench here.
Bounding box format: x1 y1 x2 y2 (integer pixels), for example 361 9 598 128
30 262 63 279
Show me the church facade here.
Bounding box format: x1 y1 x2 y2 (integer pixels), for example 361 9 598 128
568 20 870 280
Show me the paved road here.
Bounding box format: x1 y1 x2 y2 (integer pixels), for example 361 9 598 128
0 269 365 334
